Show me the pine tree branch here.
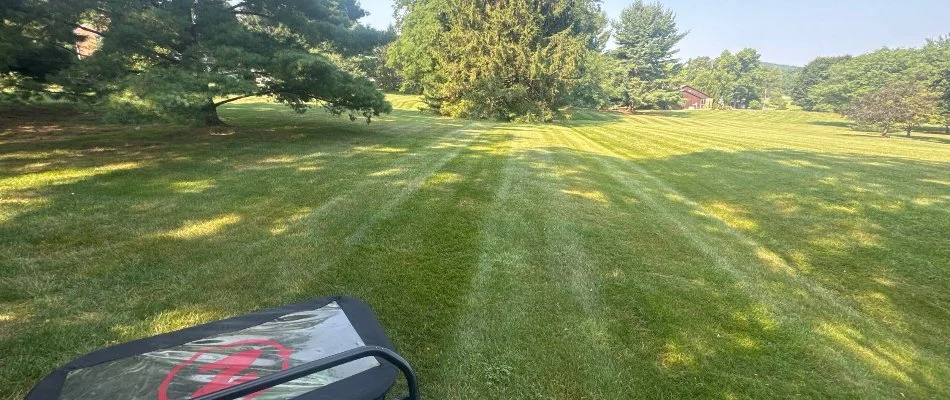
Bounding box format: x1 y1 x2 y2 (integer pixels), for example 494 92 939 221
227 2 250 11
71 23 105 37
213 93 260 107
232 11 276 20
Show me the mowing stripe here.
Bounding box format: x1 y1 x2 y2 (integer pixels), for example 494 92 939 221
533 126 624 396
572 121 950 209
343 126 489 245
441 126 520 395
563 125 838 312
560 125 936 378
267 125 490 294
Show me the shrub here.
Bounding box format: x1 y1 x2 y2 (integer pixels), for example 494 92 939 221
769 96 788 110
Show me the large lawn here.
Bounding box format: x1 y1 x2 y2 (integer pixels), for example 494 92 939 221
1 96 948 399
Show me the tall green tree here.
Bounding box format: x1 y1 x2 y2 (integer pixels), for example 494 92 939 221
608 0 687 109
730 48 762 108
709 50 739 108
52 0 392 125
923 36 950 132
386 0 446 95
389 0 608 121
567 39 614 109
757 66 786 105
935 69 950 133
789 56 851 111
678 56 714 95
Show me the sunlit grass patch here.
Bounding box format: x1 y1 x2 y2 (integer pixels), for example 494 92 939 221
561 189 608 203
424 171 462 186
113 306 227 340
169 179 215 193
0 162 141 190
159 214 241 239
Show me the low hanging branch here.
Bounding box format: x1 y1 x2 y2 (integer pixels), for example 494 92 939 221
213 93 261 107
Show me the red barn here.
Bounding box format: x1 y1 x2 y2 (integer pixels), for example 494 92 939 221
680 85 712 109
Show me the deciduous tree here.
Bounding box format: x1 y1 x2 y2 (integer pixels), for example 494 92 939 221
935 69 950 133
806 48 919 112
844 81 936 137
789 56 851 111
757 66 786 104
679 49 765 109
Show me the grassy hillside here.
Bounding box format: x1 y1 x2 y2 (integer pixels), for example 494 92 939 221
1 96 948 398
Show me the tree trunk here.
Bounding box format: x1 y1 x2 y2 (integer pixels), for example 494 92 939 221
881 126 889 137
197 102 226 126
906 126 912 137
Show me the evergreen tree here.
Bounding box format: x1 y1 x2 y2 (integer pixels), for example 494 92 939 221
0 0 91 101
37 0 392 125
389 0 608 121
608 1 686 110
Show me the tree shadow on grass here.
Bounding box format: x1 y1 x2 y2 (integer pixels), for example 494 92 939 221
635 110 692 118
903 133 950 145
807 117 950 144
559 109 699 128
0 108 516 398
527 144 948 397
808 120 852 128
829 131 950 145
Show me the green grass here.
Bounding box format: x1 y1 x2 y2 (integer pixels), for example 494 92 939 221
1 95 948 399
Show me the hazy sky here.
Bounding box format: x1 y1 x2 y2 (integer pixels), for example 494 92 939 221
356 0 949 66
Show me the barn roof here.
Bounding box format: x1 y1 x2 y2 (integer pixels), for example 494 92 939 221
680 85 711 99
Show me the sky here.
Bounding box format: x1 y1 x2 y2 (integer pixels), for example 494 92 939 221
355 0 950 66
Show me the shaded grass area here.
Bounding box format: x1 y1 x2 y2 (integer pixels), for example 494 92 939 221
1 97 948 398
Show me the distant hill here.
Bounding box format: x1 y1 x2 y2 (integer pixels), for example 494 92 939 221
762 62 802 73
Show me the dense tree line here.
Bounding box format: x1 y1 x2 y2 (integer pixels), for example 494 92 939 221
790 37 950 135
0 0 828 123
383 0 804 119
3 0 948 129
678 49 789 110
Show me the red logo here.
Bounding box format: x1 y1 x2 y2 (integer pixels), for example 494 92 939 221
158 339 292 400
